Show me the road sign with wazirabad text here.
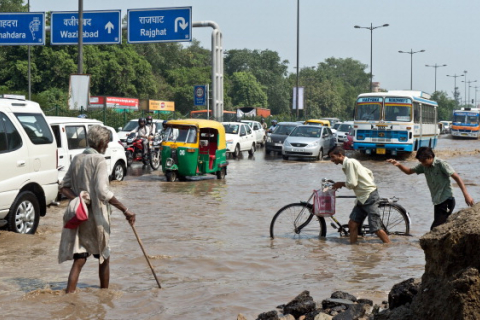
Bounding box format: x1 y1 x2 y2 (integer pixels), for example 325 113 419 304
0 12 45 45
127 7 191 44
51 10 121 45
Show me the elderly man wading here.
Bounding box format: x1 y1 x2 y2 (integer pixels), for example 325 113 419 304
58 125 136 293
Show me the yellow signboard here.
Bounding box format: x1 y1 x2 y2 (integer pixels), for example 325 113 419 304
149 100 175 112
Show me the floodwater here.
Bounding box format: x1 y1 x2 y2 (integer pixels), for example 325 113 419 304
1 135 479 319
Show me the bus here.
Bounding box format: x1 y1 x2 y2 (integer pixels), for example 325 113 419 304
451 108 480 139
190 109 237 122
353 91 438 155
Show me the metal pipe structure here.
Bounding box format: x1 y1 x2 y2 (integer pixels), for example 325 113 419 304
193 21 224 121
78 0 83 74
398 49 425 90
354 23 389 92
295 0 300 119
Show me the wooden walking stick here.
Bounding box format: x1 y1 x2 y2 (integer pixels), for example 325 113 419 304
130 224 162 289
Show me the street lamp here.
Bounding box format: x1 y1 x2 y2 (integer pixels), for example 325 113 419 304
446 74 464 104
398 49 425 90
462 80 477 105
354 23 389 92
463 70 468 105
425 63 447 93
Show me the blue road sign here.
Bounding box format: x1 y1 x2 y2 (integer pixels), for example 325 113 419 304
51 10 121 45
194 85 206 106
128 7 192 44
0 12 45 45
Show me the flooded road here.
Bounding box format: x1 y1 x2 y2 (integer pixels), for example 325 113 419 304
1 135 479 319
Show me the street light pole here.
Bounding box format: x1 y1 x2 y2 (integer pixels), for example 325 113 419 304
398 49 425 90
425 63 447 93
354 23 389 92
446 74 464 104
463 70 468 105
463 80 477 105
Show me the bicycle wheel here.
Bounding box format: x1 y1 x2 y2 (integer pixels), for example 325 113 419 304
378 202 410 236
270 203 327 239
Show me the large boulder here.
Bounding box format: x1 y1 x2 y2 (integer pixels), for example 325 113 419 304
409 204 480 319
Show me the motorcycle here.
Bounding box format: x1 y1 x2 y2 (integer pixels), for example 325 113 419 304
125 132 161 170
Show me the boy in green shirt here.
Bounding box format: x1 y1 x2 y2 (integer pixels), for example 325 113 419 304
387 147 474 230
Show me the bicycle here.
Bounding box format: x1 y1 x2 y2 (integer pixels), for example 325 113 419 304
269 178 411 239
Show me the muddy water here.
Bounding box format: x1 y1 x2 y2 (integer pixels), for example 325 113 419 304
1 135 479 319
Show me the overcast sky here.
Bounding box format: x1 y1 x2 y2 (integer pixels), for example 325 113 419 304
30 0 480 103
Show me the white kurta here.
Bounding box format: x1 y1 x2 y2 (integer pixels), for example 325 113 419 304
58 149 114 264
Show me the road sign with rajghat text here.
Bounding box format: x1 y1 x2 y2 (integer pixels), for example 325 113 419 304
127 7 192 44
51 10 121 45
0 12 45 45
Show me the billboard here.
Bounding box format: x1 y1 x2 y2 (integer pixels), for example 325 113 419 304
89 96 139 110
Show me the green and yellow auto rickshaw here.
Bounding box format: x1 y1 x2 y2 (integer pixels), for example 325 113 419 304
161 119 228 182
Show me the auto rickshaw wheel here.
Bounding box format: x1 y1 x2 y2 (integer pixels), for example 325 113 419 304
166 171 177 182
216 167 226 179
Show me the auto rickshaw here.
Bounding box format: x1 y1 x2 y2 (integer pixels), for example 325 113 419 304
304 119 331 127
161 119 228 182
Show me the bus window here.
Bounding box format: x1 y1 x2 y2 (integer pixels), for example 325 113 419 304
467 115 479 124
385 106 411 122
356 103 381 121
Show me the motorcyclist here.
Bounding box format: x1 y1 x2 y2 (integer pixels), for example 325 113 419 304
268 120 278 133
146 115 156 137
260 117 267 131
131 118 150 158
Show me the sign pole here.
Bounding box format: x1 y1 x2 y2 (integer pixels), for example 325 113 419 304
78 0 83 74
206 84 210 120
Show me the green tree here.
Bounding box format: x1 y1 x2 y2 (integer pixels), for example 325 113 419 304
431 91 456 121
230 71 267 107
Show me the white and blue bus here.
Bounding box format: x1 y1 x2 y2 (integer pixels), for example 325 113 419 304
451 108 480 139
353 91 438 155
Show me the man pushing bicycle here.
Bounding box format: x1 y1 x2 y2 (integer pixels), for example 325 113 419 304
328 146 391 245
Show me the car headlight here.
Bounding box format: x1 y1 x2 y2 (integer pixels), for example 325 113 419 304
284 140 291 147
266 136 271 143
165 158 175 167
307 140 319 147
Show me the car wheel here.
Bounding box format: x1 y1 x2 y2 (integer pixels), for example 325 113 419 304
166 171 177 182
112 161 126 181
248 143 255 156
8 191 40 234
126 151 133 167
317 148 323 161
233 144 240 158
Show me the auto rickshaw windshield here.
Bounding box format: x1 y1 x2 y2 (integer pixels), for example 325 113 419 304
164 126 197 143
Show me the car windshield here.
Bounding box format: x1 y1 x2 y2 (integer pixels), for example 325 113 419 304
164 126 197 143
223 123 240 134
122 120 139 131
273 125 297 135
338 124 352 132
290 126 322 138
333 123 341 130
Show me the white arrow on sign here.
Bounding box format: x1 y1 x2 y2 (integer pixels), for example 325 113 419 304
174 17 188 33
105 21 114 34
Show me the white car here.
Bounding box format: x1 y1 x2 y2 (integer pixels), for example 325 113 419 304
222 122 256 158
117 118 164 144
241 120 266 146
335 121 354 144
47 116 128 182
0 97 58 234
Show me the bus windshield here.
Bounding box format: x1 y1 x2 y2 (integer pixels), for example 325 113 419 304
384 98 412 122
355 97 382 121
